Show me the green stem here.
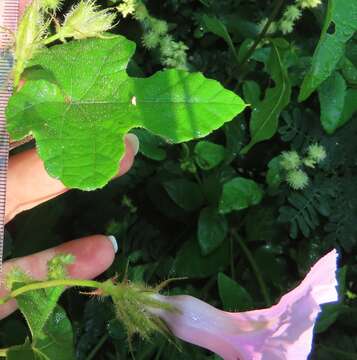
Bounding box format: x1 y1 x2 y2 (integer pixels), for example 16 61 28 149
42 33 61 45
86 334 108 360
233 232 272 306
230 235 236 281
239 0 284 68
0 279 102 305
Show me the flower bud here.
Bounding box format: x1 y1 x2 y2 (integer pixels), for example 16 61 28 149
286 169 309 190
59 0 116 40
13 0 47 85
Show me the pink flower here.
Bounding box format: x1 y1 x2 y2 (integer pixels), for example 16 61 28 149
150 249 338 360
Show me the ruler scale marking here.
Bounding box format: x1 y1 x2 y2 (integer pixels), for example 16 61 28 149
0 0 19 274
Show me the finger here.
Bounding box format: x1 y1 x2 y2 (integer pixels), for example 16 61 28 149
5 134 139 223
0 234 118 319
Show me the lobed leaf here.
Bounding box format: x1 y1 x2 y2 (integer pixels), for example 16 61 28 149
7 36 246 190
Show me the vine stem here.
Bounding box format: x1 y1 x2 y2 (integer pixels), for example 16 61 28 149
42 33 61 45
232 232 272 306
86 334 109 360
238 0 285 68
0 279 103 305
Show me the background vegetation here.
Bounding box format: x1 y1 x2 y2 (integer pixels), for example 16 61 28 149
2 0 357 359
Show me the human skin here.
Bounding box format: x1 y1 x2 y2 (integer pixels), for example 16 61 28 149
0 135 137 319
0 0 138 320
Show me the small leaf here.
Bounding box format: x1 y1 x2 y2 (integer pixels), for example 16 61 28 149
194 140 225 170
318 71 346 134
198 206 228 255
219 177 263 214
242 80 261 107
133 128 166 161
217 272 253 311
202 14 239 62
299 0 357 101
266 156 282 191
163 179 204 211
7 36 246 190
241 40 291 154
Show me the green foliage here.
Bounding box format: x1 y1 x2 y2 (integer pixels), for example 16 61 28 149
299 0 357 101
318 71 346 134
217 273 253 311
278 182 331 239
7 36 246 190
241 40 291 154
2 0 357 359
198 206 228 255
219 177 263 214
194 141 225 170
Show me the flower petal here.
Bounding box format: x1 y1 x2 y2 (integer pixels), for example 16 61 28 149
151 249 338 360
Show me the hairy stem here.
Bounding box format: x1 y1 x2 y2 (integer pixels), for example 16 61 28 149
0 279 102 304
42 33 61 45
87 334 109 360
233 232 272 306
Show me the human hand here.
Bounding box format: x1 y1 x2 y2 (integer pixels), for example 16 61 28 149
0 134 138 319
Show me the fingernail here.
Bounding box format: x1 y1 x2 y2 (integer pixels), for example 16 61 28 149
126 133 140 155
107 235 118 253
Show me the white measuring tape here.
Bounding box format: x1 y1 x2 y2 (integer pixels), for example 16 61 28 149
0 0 20 273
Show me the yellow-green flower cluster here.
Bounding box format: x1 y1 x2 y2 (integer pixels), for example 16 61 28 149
116 0 136 18
280 143 327 190
297 0 322 9
116 0 188 69
59 0 116 40
259 0 322 36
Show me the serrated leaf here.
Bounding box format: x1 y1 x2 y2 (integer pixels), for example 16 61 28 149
319 71 346 134
7 307 75 360
7 36 246 190
299 0 357 101
198 206 228 255
241 41 291 154
219 177 263 214
10 281 65 340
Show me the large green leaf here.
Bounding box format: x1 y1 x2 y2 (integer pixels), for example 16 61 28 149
7 307 75 360
299 0 357 101
241 41 291 154
318 71 346 134
7 36 246 190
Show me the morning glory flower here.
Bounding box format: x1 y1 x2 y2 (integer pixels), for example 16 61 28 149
150 249 338 360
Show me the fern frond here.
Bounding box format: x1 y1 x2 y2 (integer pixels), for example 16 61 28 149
278 181 331 239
